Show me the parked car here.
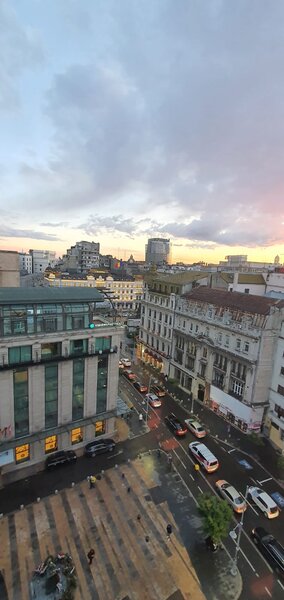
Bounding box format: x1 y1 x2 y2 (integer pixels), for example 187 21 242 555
215 480 247 513
134 381 148 393
85 438 116 457
119 360 124 370
123 369 137 381
247 487 279 519
185 418 206 438
251 527 284 578
145 393 162 408
121 358 131 367
46 450 77 469
165 413 187 437
151 385 166 398
189 442 219 473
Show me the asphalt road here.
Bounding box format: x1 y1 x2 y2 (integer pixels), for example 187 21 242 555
119 373 284 600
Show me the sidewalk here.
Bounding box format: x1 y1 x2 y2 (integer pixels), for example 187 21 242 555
136 362 284 485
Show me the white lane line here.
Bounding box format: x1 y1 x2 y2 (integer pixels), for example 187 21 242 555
264 587 272 598
257 477 272 485
197 486 203 494
250 478 259 486
107 450 123 459
278 579 284 591
246 500 259 516
189 474 194 481
228 448 237 454
173 449 186 470
238 545 256 573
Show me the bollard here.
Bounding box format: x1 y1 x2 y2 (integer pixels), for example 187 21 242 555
71 482 75 488
115 464 118 469
37 497 41 503
55 489 58 495
101 470 105 475
20 504 24 510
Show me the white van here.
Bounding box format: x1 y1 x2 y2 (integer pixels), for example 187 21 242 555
189 441 219 473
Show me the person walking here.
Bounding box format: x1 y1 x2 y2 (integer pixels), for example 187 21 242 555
87 549 95 565
89 475 96 489
139 413 143 423
166 524 172 541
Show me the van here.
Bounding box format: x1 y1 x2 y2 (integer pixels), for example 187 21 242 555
189 441 219 473
84 438 116 457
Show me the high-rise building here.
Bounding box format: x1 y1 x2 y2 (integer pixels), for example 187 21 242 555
145 238 171 266
60 241 100 273
0 287 123 485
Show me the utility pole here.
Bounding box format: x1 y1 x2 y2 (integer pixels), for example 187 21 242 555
230 485 249 576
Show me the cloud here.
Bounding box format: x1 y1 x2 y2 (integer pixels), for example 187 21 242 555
0 226 60 241
3 0 284 251
0 0 43 112
40 222 68 227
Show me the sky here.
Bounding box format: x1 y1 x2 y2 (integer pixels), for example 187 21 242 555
1 0 284 264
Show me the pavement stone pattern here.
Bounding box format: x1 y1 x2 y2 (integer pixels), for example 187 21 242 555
0 458 205 600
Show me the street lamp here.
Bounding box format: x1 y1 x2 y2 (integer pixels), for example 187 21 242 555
189 394 194 414
229 485 249 576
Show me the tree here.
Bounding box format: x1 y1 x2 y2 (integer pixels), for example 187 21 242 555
198 493 233 545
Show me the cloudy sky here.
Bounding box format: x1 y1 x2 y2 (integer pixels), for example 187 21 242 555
1 0 284 263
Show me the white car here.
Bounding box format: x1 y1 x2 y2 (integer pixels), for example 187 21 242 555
121 358 131 367
215 480 247 513
247 487 279 519
185 418 206 438
145 393 162 408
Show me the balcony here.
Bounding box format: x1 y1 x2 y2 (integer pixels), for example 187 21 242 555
213 362 227 373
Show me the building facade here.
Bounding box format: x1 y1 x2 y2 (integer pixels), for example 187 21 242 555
145 238 171 266
18 252 33 274
60 241 100 273
0 288 123 485
266 321 284 452
29 249 57 274
170 287 284 432
137 272 208 375
0 251 20 287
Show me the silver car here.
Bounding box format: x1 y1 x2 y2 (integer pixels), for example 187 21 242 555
216 480 247 513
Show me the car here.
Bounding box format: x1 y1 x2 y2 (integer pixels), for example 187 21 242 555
247 487 279 519
189 441 219 473
185 418 206 438
45 450 77 469
165 413 187 436
134 381 148 393
145 393 162 408
151 385 166 398
121 357 131 367
84 438 116 457
215 480 247 513
123 369 137 381
251 527 284 578
119 360 124 370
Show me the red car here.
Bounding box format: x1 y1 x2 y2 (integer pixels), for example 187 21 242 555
165 413 187 437
151 385 166 398
134 381 148 393
123 370 137 381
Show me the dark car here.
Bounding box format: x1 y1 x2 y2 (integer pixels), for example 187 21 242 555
165 413 187 437
45 450 77 469
251 527 284 578
151 385 166 398
84 438 116 457
133 381 148 393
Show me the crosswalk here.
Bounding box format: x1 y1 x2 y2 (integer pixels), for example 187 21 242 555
0 458 204 600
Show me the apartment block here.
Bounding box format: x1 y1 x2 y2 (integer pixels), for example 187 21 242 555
266 321 284 452
0 287 123 485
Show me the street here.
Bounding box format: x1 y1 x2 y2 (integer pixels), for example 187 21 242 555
119 370 284 600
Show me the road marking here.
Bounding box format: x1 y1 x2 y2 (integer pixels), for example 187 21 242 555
197 486 203 494
264 587 272 598
107 450 123 459
257 477 272 485
228 448 237 454
250 478 259 486
189 474 194 481
278 579 284 591
246 500 259 516
237 545 256 573
173 449 186 470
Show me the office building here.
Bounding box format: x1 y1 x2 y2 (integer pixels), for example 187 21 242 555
145 238 171 266
0 287 123 485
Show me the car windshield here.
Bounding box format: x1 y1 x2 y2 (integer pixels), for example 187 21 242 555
234 496 243 505
197 426 204 432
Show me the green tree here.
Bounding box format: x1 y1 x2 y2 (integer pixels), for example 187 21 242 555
198 493 233 545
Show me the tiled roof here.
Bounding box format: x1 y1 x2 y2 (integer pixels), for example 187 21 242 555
183 286 284 315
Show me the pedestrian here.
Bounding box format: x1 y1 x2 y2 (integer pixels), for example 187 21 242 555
127 486 131 493
166 524 172 540
139 413 143 422
137 514 141 522
157 448 161 458
89 475 96 489
87 549 95 565
121 472 125 479
167 453 172 470
145 535 150 543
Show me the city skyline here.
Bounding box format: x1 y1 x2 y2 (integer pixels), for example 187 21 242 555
1 1 284 263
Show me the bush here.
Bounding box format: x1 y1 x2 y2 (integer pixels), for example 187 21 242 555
248 432 265 446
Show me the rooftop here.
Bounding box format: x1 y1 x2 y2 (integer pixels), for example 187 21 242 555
237 273 266 285
0 287 103 304
146 271 208 285
183 286 284 315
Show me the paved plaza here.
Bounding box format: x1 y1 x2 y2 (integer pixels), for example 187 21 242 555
0 456 205 600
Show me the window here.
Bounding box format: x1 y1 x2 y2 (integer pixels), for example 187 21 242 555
71 427 83 444
45 365 58 429
231 380 243 396
97 356 108 413
225 335 229 347
217 333 222 344
95 337 111 352
195 325 199 333
244 288 249 294
15 444 30 464
95 420 106 436
9 346 32 365
280 366 284 376
70 339 88 355
41 342 61 361
202 347 207 358
14 369 29 437
277 385 284 397
244 342 249 353
236 339 241 351
72 359 84 420
45 435 57 454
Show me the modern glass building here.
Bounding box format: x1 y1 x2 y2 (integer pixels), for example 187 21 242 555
0 288 123 485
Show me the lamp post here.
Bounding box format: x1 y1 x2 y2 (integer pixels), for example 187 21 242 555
190 394 194 414
229 485 249 576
